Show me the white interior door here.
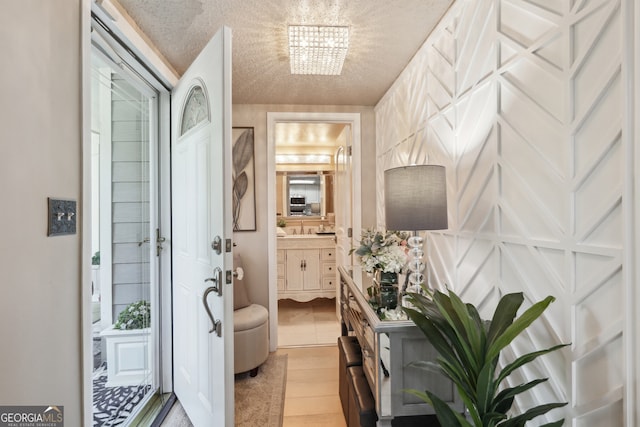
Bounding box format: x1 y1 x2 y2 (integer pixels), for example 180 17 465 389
335 144 353 268
171 27 234 426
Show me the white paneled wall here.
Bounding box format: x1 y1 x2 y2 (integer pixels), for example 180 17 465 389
375 0 636 425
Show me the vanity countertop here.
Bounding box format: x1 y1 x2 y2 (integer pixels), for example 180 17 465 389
276 233 335 249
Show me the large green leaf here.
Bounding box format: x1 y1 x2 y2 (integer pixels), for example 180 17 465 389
486 296 555 362
404 307 459 365
431 292 481 377
476 360 497 413
425 391 473 427
492 378 548 412
498 402 567 427
496 343 569 385
486 293 524 347
539 420 566 427
448 290 483 365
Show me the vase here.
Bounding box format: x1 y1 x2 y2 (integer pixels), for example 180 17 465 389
375 270 398 286
380 284 398 310
374 270 398 310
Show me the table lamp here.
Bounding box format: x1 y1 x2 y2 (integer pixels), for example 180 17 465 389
384 165 448 294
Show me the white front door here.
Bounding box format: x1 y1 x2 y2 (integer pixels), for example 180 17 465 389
171 27 234 426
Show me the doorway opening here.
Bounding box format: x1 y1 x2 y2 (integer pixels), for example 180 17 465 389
88 13 173 425
267 112 362 350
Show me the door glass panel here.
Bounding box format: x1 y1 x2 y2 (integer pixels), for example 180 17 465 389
180 84 209 136
91 51 158 426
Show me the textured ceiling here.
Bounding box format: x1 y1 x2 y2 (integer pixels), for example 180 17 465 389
114 0 454 106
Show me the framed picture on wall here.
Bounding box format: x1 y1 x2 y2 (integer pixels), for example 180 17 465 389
232 127 256 231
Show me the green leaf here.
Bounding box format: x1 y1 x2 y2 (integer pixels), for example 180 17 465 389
476 360 497 413
403 307 463 370
486 296 555 362
539 420 566 427
448 290 483 365
496 343 569 385
432 291 480 377
486 293 524 347
493 378 548 412
498 402 568 427
425 391 472 427
404 388 433 405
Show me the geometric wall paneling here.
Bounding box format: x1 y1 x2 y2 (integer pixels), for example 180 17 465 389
424 233 456 290
574 250 621 295
428 110 455 157
375 0 633 422
455 0 495 95
498 0 559 49
498 79 565 166
457 159 497 235
573 335 624 409
500 242 561 300
573 399 623 427
573 264 623 348
455 237 497 296
500 55 564 121
455 80 496 156
402 61 430 133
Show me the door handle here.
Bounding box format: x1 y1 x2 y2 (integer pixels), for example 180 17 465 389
202 286 222 337
204 267 223 296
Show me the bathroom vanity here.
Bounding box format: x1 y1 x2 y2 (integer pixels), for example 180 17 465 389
277 234 337 302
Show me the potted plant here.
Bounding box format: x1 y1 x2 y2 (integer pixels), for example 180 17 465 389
100 300 152 387
403 288 568 426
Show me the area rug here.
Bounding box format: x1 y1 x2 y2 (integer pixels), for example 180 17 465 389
235 353 288 427
160 354 288 426
93 364 151 426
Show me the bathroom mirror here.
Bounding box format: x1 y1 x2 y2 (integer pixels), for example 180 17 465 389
276 171 334 218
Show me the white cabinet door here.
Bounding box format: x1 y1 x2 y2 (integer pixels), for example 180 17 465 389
301 250 320 291
285 249 321 291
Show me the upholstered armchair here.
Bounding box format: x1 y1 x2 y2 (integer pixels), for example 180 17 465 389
233 253 269 376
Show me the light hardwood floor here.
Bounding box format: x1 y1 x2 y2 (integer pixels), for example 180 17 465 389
277 298 346 426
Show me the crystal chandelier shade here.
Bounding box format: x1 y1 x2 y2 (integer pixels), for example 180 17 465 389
288 25 349 75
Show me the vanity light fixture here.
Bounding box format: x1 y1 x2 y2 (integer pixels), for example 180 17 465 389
289 179 317 185
288 25 349 75
275 154 332 164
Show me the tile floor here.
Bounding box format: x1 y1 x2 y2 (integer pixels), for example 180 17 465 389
277 298 341 347
277 298 346 426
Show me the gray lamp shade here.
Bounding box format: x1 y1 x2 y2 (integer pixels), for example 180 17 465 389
384 165 448 231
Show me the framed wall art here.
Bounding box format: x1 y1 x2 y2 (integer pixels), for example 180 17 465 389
232 127 256 231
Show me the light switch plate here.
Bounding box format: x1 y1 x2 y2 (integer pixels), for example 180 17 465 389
48 198 77 236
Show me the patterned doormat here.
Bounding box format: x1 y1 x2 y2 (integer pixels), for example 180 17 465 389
93 364 151 427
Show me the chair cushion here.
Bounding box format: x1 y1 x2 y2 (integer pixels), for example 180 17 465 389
234 304 269 332
233 253 251 310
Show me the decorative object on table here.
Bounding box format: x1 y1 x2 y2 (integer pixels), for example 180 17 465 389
403 288 569 427
232 127 256 231
384 164 448 301
350 228 409 309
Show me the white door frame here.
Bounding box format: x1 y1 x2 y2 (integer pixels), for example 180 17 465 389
266 112 361 351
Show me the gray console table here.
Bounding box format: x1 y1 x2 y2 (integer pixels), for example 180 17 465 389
338 266 463 426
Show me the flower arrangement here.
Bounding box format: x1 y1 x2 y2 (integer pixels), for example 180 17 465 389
114 300 150 330
351 228 409 273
